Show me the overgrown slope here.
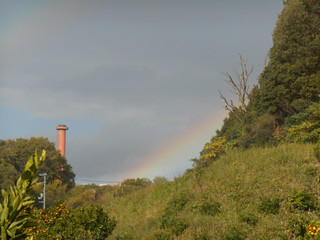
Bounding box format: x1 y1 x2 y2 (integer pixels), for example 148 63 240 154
106 143 320 239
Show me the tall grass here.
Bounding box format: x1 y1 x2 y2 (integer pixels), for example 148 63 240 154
105 143 319 239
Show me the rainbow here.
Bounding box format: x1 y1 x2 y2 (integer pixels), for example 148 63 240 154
125 110 227 179
2 3 228 181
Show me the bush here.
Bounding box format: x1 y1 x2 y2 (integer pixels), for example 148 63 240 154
258 197 281 214
159 193 189 236
194 137 226 168
285 102 320 143
192 198 221 216
220 226 245 240
163 193 188 217
286 215 310 238
30 202 116 239
238 212 258 226
289 191 318 211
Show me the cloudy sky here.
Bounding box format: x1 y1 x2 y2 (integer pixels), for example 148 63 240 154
0 0 283 184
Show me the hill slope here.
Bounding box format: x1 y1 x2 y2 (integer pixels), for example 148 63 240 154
105 143 320 239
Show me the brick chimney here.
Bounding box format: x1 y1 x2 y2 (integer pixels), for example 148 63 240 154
56 124 69 157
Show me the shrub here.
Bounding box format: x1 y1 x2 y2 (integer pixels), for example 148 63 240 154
285 102 320 143
160 216 188 233
238 212 258 226
286 215 310 238
258 197 281 214
30 202 116 239
289 191 318 211
163 193 188 217
159 193 189 236
192 198 221 216
193 137 226 168
220 226 245 240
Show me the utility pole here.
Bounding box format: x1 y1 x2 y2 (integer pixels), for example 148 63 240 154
38 173 47 209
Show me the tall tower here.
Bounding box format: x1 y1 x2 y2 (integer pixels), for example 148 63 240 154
56 124 69 157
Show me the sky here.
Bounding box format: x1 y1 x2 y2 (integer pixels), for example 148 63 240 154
0 0 284 184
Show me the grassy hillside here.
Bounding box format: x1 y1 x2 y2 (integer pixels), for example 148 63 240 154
104 143 320 239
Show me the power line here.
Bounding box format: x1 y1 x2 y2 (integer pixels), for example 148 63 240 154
75 178 120 184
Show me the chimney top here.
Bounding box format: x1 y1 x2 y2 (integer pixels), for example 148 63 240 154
56 125 69 130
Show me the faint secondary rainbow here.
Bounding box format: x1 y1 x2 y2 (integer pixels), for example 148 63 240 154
0 1 75 45
125 110 227 179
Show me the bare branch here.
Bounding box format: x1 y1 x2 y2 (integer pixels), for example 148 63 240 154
219 90 242 121
218 54 253 120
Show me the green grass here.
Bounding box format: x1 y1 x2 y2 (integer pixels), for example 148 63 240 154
102 143 320 239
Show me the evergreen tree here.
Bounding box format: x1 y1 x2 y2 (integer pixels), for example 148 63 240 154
254 0 320 119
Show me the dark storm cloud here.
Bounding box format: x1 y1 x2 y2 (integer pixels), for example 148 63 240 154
0 0 283 181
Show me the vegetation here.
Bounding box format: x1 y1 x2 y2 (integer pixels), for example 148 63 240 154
102 143 320 239
0 138 75 207
0 138 75 190
29 202 116 240
217 0 320 148
0 0 319 239
0 150 46 240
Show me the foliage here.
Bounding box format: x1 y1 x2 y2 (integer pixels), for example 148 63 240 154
154 230 171 240
106 143 320 239
30 201 116 240
193 137 226 169
0 150 46 240
116 178 152 196
285 102 320 143
289 190 318 211
216 0 320 147
0 161 18 194
238 212 258 226
0 138 75 191
255 0 320 119
159 193 189 237
153 176 168 185
286 214 310 238
305 222 320 239
258 197 281 214
220 226 245 240
192 197 221 216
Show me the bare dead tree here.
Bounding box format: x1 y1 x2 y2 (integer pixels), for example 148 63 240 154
219 54 253 121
